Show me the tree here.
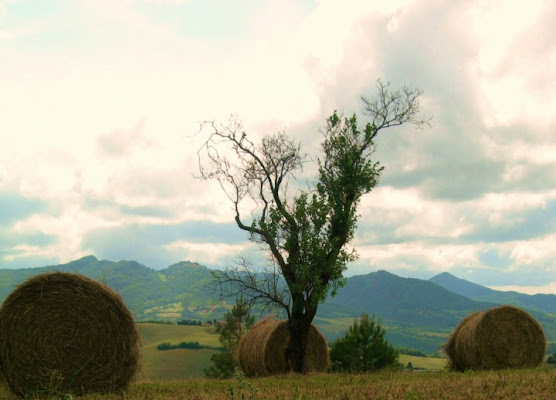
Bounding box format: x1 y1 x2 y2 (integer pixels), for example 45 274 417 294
330 313 399 372
197 80 430 373
204 297 255 378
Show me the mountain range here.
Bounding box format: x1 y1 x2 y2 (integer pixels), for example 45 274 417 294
1 256 555 354
429 272 556 314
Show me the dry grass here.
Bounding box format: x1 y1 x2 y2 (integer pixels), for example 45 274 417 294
0 272 141 398
1 368 556 399
444 305 546 372
237 317 329 377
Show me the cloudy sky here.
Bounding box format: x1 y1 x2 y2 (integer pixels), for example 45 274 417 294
1 0 555 294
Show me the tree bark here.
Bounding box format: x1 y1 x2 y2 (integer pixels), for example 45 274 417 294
284 297 318 373
285 317 310 373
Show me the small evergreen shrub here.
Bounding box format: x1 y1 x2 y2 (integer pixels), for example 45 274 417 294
330 313 398 372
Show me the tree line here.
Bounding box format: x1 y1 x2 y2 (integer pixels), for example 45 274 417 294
157 341 224 351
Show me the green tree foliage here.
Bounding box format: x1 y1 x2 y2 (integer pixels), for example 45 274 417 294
198 80 429 373
330 313 399 372
205 297 255 378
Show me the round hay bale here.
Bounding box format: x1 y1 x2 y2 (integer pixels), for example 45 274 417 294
237 317 329 377
0 272 141 397
444 305 546 372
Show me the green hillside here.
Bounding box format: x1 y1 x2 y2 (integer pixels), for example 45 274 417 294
2 256 556 355
0 256 230 321
325 270 497 329
430 272 556 314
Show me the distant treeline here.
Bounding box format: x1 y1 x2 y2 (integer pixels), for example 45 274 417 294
156 341 224 351
137 319 219 326
397 347 429 357
137 320 174 325
177 319 203 326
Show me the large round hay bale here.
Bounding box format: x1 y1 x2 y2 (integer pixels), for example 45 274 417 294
237 317 328 377
444 305 546 372
0 272 141 397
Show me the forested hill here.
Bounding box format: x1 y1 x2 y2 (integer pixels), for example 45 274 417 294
1 256 555 354
430 272 556 314
323 270 496 329
0 255 223 320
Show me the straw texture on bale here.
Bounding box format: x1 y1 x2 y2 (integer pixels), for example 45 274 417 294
444 305 546 372
0 272 141 397
237 318 329 377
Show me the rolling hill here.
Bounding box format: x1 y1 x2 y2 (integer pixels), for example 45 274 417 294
317 271 500 353
430 272 556 314
0 255 228 320
1 256 555 354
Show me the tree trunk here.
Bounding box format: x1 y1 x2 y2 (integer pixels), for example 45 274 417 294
285 317 310 373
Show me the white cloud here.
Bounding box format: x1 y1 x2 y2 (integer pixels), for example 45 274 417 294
509 233 556 267
163 240 251 266
471 0 556 128
489 282 556 296
355 241 480 275
1 0 556 289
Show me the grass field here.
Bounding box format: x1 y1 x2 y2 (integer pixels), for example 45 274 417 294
2 369 556 399
136 322 448 379
1 323 553 399
398 354 446 370
138 323 221 379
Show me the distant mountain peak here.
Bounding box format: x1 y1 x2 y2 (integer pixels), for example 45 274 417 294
77 255 98 262
375 270 395 276
432 272 455 279
430 271 556 314
429 272 493 299
166 261 207 270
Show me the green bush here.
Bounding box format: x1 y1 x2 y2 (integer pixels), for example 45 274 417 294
330 313 398 372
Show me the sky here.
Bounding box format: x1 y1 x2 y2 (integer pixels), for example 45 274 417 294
1 0 556 294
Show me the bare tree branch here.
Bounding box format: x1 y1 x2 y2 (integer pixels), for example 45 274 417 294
361 79 432 131
208 255 291 319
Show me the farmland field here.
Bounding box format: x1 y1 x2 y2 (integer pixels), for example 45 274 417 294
137 322 449 378
398 354 446 370
138 322 221 379
1 322 553 399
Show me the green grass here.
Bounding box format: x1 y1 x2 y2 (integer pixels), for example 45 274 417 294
399 354 447 370
138 322 448 379
138 322 221 349
137 323 221 379
139 347 220 380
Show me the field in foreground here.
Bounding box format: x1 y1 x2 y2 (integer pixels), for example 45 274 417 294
1 369 556 399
